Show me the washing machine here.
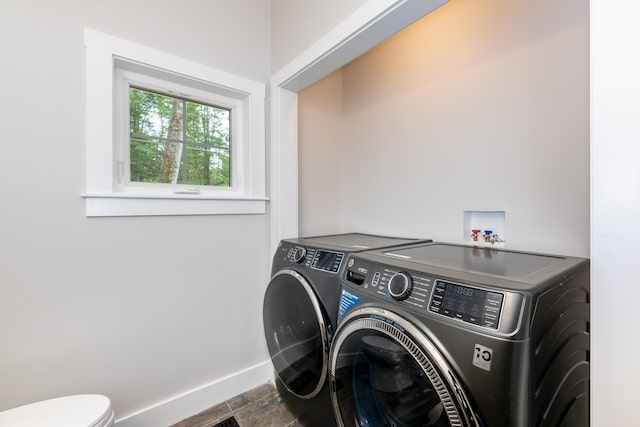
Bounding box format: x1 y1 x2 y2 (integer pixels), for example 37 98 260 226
263 233 429 427
330 242 589 427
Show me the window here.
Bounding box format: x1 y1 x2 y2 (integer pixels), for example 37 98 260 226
127 86 231 188
113 59 241 196
83 29 266 216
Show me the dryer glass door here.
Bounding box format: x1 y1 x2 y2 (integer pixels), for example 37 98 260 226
330 311 479 427
263 269 329 399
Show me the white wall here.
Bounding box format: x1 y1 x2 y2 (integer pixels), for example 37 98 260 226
0 0 271 423
591 1 640 424
299 0 590 257
270 0 369 74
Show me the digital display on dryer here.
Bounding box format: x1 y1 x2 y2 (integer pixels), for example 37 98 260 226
311 250 344 273
430 280 504 329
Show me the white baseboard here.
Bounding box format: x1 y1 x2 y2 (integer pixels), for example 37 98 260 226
115 360 273 427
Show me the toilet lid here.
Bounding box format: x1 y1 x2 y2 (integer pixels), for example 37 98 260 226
0 395 113 427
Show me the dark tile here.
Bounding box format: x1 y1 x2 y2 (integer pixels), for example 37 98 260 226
169 382 300 427
170 401 231 427
233 392 297 427
197 401 233 421
227 382 275 411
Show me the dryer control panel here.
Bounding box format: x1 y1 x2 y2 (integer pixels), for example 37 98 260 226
310 249 345 273
283 244 345 274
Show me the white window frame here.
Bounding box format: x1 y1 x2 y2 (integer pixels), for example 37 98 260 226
114 61 239 195
83 28 267 217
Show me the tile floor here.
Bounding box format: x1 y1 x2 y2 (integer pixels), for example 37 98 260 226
170 382 302 427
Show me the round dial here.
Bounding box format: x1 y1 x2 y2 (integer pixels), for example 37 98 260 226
388 272 413 301
292 247 306 263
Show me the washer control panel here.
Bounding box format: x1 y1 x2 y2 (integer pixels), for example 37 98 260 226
349 265 439 312
429 280 504 329
343 258 524 335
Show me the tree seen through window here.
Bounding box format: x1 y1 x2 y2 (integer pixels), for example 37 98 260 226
128 87 231 187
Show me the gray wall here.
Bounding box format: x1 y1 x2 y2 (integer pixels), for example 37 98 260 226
0 0 271 420
299 0 590 257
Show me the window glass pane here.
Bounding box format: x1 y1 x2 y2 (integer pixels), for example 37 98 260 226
130 136 163 183
128 87 231 186
211 148 230 186
186 102 230 148
181 146 230 187
129 87 172 139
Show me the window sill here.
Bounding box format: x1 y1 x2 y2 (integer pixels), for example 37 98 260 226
82 193 269 217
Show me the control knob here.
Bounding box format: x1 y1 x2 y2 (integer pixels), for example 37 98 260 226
388 272 413 301
292 247 306 263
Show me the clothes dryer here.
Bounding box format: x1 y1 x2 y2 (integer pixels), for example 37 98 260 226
330 242 589 427
263 233 429 427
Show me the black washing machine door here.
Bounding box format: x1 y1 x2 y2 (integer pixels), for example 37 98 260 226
329 307 481 427
263 269 331 399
